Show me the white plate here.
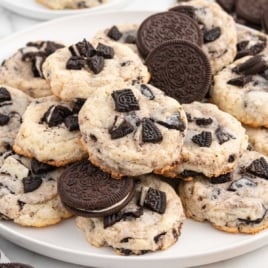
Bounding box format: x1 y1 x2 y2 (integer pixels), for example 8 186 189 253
0 0 129 20
1 10 268 268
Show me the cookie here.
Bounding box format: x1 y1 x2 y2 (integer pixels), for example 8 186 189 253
76 174 185 255
245 126 268 156
179 150 268 234
43 38 150 100
58 159 135 217
172 0 237 74
93 24 139 55
145 39 211 104
211 54 268 127
236 26 267 60
0 264 34 268
13 96 87 166
79 84 187 178
0 151 72 227
0 85 32 153
136 11 203 58
0 41 64 98
163 102 248 178
36 0 109 9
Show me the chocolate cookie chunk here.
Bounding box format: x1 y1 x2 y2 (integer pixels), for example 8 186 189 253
236 0 266 25
136 11 202 58
58 160 135 217
145 40 211 104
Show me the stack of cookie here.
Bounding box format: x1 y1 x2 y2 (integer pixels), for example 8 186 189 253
0 0 268 256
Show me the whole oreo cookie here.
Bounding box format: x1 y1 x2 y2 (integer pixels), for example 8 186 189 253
136 11 202 58
145 39 212 104
236 0 266 25
58 160 135 217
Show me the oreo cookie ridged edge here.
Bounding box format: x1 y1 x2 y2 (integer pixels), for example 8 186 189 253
57 160 135 217
145 39 212 104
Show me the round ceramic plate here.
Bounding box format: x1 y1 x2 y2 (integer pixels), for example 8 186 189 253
1 10 268 268
0 0 129 20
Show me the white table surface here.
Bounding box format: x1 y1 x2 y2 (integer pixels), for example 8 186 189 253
0 0 268 267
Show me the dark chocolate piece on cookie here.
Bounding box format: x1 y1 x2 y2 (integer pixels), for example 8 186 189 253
0 113 9 126
112 89 140 112
57 160 135 217
227 75 252 87
192 131 212 147
66 56 86 70
0 87 11 102
246 157 268 179
109 118 135 139
140 187 166 214
156 114 186 131
145 40 211 104
87 55 104 74
96 43 114 59
107 25 123 41
69 38 96 57
64 115 79 131
215 127 235 145
203 27 221 43
142 118 163 143
72 98 86 113
31 158 55 174
137 11 202 57
22 175 43 193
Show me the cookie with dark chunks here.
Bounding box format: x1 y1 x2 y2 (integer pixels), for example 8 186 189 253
0 151 71 227
245 126 268 157
145 39 211 104
79 84 187 178
36 0 109 10
179 151 268 234
136 11 202 58
93 24 139 56
0 263 34 268
58 159 135 217
13 96 87 167
173 0 237 74
0 85 32 153
0 41 64 98
76 174 185 255
211 55 268 127
236 0 267 25
235 27 267 60
163 102 248 178
43 38 150 100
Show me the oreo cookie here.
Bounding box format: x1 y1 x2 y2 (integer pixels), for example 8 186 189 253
236 0 266 25
58 160 135 217
145 39 211 104
136 11 202 58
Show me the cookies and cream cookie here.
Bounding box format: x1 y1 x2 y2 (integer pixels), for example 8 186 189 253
179 150 268 234
211 54 268 127
164 102 248 178
36 0 109 9
79 84 187 178
171 0 237 74
0 41 64 98
245 126 268 156
0 85 32 153
13 96 87 166
0 151 72 227
76 174 185 255
43 38 150 100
